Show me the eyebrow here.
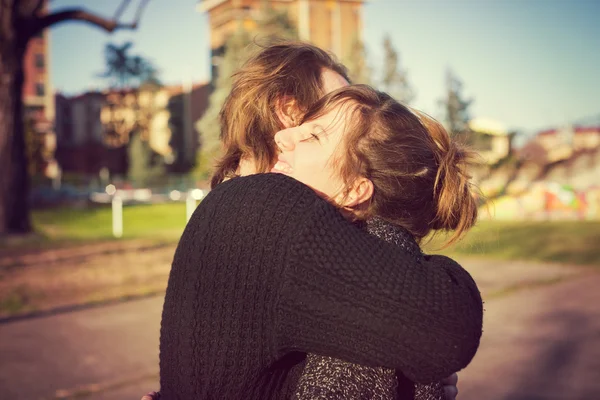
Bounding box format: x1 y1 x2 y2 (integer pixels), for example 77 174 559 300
311 123 326 133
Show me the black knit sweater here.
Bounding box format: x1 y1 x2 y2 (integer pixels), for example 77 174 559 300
159 173 482 400
292 218 445 400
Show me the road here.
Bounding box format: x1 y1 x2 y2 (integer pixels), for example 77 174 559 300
0 260 598 400
459 272 600 399
0 297 162 400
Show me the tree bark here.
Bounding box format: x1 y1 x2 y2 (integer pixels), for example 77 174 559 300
7 61 31 233
0 1 31 235
0 0 149 235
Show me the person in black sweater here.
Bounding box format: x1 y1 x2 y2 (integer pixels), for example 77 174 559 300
155 43 481 400
160 171 482 399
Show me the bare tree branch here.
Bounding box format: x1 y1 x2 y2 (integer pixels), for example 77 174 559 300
33 9 135 35
132 0 151 27
30 1 151 37
113 0 132 21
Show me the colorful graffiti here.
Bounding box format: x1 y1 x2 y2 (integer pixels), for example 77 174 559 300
481 182 600 221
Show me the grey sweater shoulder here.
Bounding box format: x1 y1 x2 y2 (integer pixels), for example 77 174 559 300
292 218 445 400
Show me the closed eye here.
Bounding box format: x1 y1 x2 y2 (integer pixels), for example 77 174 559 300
307 124 325 142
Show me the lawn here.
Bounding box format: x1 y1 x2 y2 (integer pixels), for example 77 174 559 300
3 202 189 251
3 204 600 266
424 220 600 266
35 202 188 239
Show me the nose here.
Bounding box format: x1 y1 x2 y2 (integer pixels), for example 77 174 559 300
274 128 298 152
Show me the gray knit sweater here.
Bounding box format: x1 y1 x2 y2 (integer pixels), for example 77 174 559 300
292 218 445 400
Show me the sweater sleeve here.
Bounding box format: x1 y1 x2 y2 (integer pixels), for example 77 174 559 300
275 197 483 383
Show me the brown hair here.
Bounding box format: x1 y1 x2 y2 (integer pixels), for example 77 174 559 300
211 41 350 188
301 85 479 245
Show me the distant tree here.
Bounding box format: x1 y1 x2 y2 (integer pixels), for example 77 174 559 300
127 130 165 188
100 42 134 88
194 4 298 180
99 41 167 185
255 0 297 41
440 68 473 138
381 34 414 105
194 28 252 180
343 34 372 85
130 54 161 86
100 41 160 89
0 0 151 234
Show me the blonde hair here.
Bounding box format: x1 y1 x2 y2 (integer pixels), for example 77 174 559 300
301 85 479 245
211 41 349 188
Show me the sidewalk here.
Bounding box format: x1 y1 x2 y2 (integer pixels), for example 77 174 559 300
459 272 600 399
0 259 597 399
459 257 593 297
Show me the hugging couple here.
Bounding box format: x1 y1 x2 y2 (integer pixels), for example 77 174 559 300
145 41 483 399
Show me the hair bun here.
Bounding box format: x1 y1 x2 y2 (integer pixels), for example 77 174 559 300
414 111 478 245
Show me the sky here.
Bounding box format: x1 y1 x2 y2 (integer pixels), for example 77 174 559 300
49 0 600 142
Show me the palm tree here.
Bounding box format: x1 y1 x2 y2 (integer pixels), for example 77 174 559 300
130 55 161 86
100 42 135 88
100 41 161 142
100 42 160 88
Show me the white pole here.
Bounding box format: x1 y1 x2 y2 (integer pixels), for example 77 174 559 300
52 165 62 191
186 189 205 222
112 194 123 238
186 193 196 222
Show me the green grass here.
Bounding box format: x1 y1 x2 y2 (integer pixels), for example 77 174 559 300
0 285 42 315
1 203 189 251
4 204 600 266
424 220 600 266
33 202 188 241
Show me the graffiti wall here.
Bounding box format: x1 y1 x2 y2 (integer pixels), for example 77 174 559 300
481 183 600 221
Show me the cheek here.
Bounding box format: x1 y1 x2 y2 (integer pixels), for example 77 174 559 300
316 160 344 194
306 155 332 176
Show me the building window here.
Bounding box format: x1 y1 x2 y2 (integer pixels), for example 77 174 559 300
35 53 45 69
35 82 45 97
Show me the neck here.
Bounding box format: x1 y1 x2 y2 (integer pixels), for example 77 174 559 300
237 157 258 177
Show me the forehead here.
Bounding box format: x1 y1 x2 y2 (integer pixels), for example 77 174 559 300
320 68 350 95
308 100 357 134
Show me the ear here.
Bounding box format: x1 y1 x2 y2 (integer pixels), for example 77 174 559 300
336 177 374 209
275 96 301 128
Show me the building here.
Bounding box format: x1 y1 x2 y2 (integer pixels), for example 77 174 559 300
533 127 575 163
54 83 210 176
197 0 364 79
22 1 56 177
166 83 212 172
522 125 600 165
468 118 515 165
573 126 600 151
55 92 104 148
55 91 115 175
23 20 53 123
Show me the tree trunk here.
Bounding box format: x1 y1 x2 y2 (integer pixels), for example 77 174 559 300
0 42 31 235
0 0 147 235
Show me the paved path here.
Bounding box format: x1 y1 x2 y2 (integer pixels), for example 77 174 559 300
0 297 163 400
459 272 600 400
0 260 598 400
